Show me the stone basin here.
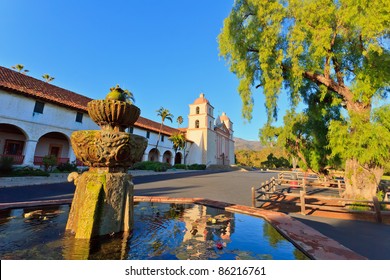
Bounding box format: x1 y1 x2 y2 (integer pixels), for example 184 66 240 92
87 100 140 132
70 130 147 168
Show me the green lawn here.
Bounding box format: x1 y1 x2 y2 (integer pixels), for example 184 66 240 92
382 175 390 181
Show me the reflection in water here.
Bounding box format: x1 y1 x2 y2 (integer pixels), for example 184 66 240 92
0 203 309 260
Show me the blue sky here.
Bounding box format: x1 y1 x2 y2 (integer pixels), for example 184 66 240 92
0 0 290 141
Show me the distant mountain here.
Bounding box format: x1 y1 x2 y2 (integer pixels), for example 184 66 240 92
234 137 263 151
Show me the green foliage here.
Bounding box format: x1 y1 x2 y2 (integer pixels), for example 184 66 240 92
261 153 291 169
169 132 186 152
260 92 343 174
56 161 78 172
173 164 187 170
235 147 286 168
329 106 390 167
176 116 184 127
156 107 173 123
10 167 49 177
12 64 29 74
132 161 171 172
347 202 371 211
187 164 206 170
219 0 390 187
0 156 14 175
42 155 57 172
42 74 54 83
156 107 174 150
106 84 135 104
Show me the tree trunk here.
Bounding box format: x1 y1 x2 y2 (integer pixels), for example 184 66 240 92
343 158 383 200
155 122 163 151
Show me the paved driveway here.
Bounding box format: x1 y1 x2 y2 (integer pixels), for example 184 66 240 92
134 170 276 206
1 169 389 259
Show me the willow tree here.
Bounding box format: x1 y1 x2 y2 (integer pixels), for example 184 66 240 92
219 0 390 199
260 92 342 176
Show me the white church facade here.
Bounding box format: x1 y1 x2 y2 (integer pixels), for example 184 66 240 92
0 66 234 168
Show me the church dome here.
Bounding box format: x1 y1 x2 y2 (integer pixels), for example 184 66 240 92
193 93 209 104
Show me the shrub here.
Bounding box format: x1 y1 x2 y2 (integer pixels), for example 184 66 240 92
0 156 14 175
132 161 171 172
12 167 49 177
57 161 78 172
173 164 187 170
188 164 206 170
42 155 57 172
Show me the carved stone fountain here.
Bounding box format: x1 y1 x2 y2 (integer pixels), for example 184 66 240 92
66 87 147 239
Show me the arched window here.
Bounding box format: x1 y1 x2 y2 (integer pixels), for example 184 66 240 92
196 106 200 114
195 120 200 128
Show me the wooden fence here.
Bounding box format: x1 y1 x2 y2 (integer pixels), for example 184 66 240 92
251 172 390 223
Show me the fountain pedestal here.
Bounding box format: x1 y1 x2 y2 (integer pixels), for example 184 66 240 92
66 96 147 239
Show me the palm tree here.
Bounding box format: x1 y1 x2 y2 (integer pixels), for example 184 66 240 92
155 107 173 151
42 74 55 83
176 116 183 128
169 132 186 164
11 64 29 74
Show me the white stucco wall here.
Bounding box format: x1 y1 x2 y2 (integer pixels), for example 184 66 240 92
34 137 70 158
185 129 204 165
1 89 233 167
129 126 186 165
0 90 99 165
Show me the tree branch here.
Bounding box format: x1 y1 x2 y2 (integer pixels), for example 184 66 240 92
303 71 353 103
247 47 259 53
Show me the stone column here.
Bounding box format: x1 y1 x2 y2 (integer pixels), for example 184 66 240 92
68 147 76 163
23 139 38 166
142 153 148 162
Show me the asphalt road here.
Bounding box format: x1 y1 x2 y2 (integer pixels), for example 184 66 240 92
1 170 390 259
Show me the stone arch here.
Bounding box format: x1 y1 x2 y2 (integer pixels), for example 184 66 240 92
163 150 173 165
174 152 183 165
148 148 160 162
0 123 28 164
34 131 71 165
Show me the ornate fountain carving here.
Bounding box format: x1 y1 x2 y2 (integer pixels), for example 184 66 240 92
66 86 147 239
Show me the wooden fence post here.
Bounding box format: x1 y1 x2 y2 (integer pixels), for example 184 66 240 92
272 177 276 192
302 177 306 193
300 190 306 215
372 196 382 223
260 183 265 200
337 180 342 196
251 187 256 208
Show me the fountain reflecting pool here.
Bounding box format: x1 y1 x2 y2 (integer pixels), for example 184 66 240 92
0 202 309 260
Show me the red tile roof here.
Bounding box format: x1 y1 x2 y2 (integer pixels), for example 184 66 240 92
0 66 183 136
135 116 183 136
0 66 91 112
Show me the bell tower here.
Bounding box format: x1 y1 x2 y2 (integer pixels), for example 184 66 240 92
186 93 215 165
188 93 214 130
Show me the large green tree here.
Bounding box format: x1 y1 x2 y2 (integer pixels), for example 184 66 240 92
219 0 390 199
260 91 342 176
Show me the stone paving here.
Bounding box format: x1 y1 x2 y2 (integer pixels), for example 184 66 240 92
0 169 196 188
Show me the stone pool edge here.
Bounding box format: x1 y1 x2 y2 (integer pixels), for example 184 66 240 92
0 196 366 260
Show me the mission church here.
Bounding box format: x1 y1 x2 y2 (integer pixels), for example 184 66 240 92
0 66 235 168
